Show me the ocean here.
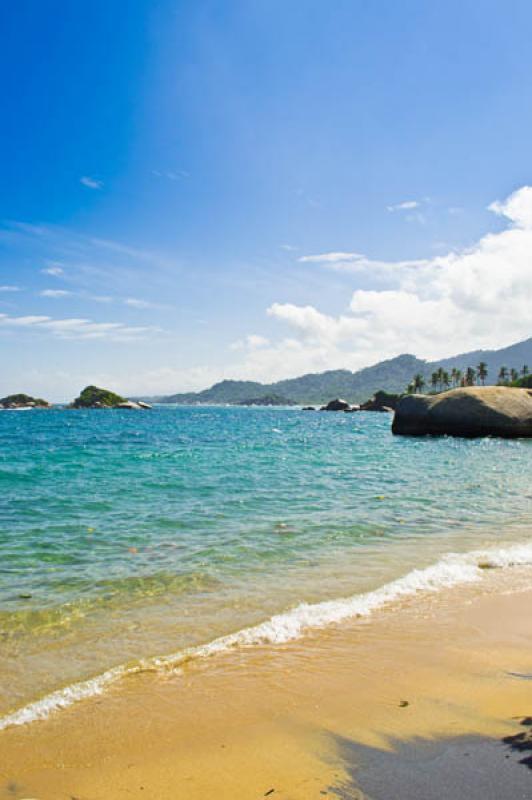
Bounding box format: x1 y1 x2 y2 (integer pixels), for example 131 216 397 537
0 405 531 728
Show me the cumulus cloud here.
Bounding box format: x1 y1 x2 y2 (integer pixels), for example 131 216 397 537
0 312 159 341
80 176 103 190
0 285 21 292
231 185 532 381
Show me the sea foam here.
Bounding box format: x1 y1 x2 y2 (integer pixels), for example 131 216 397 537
2 541 532 732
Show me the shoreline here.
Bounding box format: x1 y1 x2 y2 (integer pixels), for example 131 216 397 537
3 538 532 731
1 567 532 798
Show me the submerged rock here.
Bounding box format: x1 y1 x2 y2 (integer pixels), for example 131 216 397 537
392 386 532 438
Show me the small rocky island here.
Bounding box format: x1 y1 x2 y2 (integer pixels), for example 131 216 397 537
392 386 532 438
70 385 152 410
0 393 50 409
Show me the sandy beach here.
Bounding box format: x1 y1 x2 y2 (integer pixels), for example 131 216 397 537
1 567 531 799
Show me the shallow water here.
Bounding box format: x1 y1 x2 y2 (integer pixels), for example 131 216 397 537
0 406 531 718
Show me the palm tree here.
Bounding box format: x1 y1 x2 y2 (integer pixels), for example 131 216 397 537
465 366 476 386
510 368 519 383
498 366 508 384
413 373 425 394
477 362 488 386
436 366 444 391
431 371 439 392
522 364 529 378
442 370 450 391
454 368 462 388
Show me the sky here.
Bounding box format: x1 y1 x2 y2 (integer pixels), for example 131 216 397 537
1 0 532 401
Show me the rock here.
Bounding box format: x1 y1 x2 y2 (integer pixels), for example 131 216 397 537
321 398 351 412
360 390 401 411
117 401 143 410
137 401 153 409
302 406 316 411
392 386 532 438
344 405 360 413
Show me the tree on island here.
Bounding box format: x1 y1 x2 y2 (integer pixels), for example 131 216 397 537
412 373 425 393
522 364 529 378
498 366 509 384
477 362 488 385
465 366 476 386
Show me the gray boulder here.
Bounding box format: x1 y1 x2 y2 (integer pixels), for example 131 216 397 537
392 387 532 438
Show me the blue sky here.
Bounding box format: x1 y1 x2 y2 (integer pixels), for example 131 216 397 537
1 0 532 400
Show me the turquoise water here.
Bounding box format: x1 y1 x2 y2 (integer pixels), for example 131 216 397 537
0 406 531 716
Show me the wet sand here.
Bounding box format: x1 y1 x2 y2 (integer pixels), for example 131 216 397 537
1 570 532 799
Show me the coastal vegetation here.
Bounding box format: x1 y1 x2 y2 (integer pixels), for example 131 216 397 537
407 362 530 394
0 393 50 409
71 385 127 408
236 394 298 406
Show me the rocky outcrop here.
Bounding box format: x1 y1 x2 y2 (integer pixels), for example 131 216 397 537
0 393 50 409
71 386 151 409
71 385 126 408
321 398 351 411
360 390 400 412
392 386 532 438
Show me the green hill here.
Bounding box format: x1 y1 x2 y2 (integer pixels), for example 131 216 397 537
154 337 532 406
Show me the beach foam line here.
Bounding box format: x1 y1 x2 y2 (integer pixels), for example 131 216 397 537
2 541 532 732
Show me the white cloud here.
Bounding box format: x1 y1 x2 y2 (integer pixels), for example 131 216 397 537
80 176 103 190
230 334 270 351
298 252 363 263
42 264 64 276
39 289 72 298
387 200 420 212
280 244 298 251
123 297 156 309
0 285 21 292
229 185 532 381
0 312 159 341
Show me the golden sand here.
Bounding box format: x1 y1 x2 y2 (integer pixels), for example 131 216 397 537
1 571 532 799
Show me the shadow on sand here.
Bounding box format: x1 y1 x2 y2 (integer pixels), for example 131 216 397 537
327 717 532 800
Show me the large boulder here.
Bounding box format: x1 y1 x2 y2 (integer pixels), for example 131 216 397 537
321 398 351 412
392 387 532 438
